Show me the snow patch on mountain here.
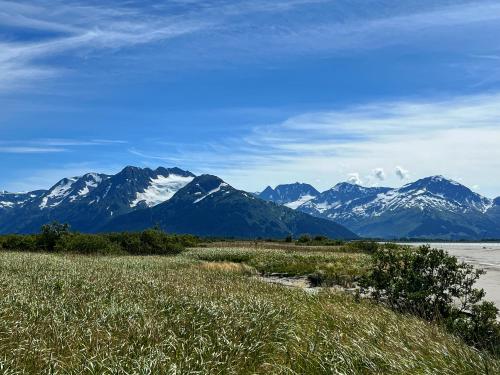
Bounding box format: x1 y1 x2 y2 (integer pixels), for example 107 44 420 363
284 194 316 209
131 174 194 208
0 201 14 208
194 182 229 204
39 178 78 209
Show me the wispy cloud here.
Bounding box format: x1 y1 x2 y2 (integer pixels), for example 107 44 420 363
0 138 126 153
0 146 67 153
2 0 500 92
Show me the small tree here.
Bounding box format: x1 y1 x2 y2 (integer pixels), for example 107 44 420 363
37 222 71 251
297 235 311 244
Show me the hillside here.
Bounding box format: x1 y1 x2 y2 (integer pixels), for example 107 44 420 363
105 175 357 239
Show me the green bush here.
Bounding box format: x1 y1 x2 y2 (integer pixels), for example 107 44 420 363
296 235 311 243
37 222 71 251
106 229 190 255
347 240 379 253
362 245 500 353
55 234 122 255
0 234 37 251
294 235 345 247
1 225 197 256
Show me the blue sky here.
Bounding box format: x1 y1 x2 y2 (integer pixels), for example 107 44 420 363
1 0 500 197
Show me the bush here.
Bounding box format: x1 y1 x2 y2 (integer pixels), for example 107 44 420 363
37 222 71 251
294 235 345 247
106 229 190 255
362 245 500 353
0 234 37 252
55 234 122 255
347 240 379 254
1 225 198 256
297 235 311 243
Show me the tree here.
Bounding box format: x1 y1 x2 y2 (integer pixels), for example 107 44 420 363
38 222 71 251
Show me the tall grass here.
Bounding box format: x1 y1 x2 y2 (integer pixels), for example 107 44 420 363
188 247 371 287
0 250 498 374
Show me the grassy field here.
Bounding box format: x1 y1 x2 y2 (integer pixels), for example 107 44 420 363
0 247 499 374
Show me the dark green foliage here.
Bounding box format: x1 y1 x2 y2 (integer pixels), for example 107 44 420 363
296 235 311 243
285 235 293 243
38 221 71 251
106 229 186 255
0 223 199 255
54 233 122 255
447 301 500 355
347 240 379 253
362 245 500 353
294 235 345 246
0 234 37 251
190 248 255 263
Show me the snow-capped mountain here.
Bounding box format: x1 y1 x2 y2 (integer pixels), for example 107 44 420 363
0 190 46 210
487 197 500 227
299 182 391 215
38 173 109 210
104 175 357 239
2 170 499 239
258 183 320 209
294 176 500 240
0 167 355 239
0 166 195 233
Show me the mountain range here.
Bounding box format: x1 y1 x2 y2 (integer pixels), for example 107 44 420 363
0 167 356 239
2 167 499 239
259 176 500 240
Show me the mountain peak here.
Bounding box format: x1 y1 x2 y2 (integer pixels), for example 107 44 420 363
155 166 195 177
192 174 226 188
258 182 319 207
332 182 363 191
411 175 460 186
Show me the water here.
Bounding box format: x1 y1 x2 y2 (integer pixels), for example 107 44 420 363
403 243 500 308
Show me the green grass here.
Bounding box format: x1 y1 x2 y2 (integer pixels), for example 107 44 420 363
188 247 371 287
0 250 498 374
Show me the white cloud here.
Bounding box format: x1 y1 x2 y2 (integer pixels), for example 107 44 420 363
347 173 362 185
395 166 410 180
373 168 385 181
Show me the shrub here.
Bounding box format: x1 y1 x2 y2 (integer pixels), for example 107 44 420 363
106 229 188 255
362 245 500 352
37 222 71 251
296 235 311 243
347 240 379 254
0 234 37 252
55 234 122 255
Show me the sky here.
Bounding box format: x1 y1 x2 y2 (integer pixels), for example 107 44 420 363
1 0 500 197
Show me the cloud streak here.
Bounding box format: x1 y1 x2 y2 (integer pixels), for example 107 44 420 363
0 146 67 153
2 0 500 92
